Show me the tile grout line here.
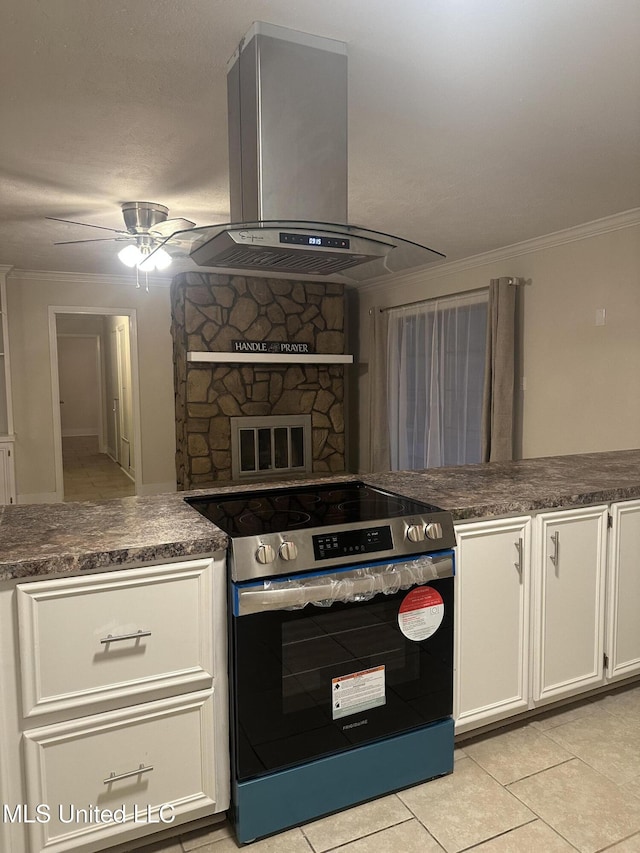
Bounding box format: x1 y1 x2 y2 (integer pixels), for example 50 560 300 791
504 755 635 852
300 812 418 853
455 752 582 851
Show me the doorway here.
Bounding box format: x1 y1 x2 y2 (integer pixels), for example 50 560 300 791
49 307 142 502
111 320 134 474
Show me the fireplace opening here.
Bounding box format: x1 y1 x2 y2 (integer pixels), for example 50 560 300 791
231 415 312 480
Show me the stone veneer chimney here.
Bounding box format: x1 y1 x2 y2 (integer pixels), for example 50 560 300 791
170 272 347 489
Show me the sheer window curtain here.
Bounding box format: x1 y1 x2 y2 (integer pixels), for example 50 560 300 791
387 291 489 470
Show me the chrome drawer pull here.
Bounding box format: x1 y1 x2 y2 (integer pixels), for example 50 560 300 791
103 764 154 785
100 629 151 645
549 531 560 568
514 538 523 573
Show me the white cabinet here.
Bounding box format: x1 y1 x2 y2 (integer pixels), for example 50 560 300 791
454 517 531 733
0 440 15 504
455 505 611 733
17 562 215 719
23 691 217 853
606 500 640 682
0 556 229 853
532 505 608 704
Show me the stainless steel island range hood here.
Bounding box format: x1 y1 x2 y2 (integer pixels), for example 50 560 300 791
156 23 444 282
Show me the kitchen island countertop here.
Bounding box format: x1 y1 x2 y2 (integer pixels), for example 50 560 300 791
0 492 229 581
2 449 640 581
366 448 640 521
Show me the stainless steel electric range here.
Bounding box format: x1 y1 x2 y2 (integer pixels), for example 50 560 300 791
187 481 456 844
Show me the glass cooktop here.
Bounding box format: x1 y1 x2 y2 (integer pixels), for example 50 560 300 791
186 481 443 537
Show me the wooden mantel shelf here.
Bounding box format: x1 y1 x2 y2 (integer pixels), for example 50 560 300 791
187 352 354 364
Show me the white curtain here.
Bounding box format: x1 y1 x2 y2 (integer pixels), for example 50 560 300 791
387 291 488 470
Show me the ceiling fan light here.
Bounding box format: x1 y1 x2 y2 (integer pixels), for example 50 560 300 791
152 247 172 270
118 244 143 267
137 253 156 273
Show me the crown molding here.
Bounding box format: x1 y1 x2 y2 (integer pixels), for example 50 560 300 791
6 268 173 287
359 207 640 295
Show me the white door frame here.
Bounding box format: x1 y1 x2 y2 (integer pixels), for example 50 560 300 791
110 326 122 464
115 321 131 473
48 306 143 502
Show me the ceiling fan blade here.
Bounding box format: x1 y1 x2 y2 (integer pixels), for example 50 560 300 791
149 217 196 237
53 237 133 245
46 216 128 235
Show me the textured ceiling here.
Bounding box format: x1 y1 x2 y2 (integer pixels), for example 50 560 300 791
1 0 640 279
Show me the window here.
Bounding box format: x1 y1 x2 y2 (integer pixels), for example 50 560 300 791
387 291 488 470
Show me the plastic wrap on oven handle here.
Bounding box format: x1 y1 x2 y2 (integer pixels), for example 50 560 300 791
235 553 453 616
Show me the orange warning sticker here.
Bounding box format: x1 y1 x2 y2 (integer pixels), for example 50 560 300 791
331 665 386 720
398 585 444 641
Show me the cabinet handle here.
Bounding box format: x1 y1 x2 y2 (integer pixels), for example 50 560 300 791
103 764 154 785
549 531 560 567
100 629 151 645
514 538 523 573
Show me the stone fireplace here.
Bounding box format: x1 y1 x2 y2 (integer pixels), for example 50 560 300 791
170 272 348 489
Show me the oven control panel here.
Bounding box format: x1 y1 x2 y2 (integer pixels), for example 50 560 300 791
228 512 456 581
313 525 393 561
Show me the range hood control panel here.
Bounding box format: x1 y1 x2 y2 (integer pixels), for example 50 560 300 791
280 232 350 250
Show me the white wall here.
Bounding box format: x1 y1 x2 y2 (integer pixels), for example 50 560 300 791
6 274 176 501
355 212 640 471
8 210 640 498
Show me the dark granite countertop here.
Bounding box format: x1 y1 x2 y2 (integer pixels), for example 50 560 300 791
365 449 640 521
0 476 353 582
0 493 229 581
2 450 640 581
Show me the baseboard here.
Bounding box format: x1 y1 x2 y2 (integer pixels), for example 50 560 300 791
136 481 177 496
17 491 60 504
61 430 99 438
18 483 176 503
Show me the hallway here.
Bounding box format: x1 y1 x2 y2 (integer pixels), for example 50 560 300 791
62 435 135 501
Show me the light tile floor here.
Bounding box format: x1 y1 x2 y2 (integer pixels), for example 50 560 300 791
127 682 640 853
62 435 135 501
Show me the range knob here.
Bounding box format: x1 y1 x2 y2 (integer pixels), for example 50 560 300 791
255 543 276 564
425 522 443 540
279 540 299 561
406 523 426 543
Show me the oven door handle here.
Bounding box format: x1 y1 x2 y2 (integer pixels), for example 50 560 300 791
234 553 453 616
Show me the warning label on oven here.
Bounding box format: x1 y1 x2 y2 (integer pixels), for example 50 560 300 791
331 665 386 720
398 585 444 641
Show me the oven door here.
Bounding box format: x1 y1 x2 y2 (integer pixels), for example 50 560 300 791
230 551 454 782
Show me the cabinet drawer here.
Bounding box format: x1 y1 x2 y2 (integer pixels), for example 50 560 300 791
17 559 215 718
23 690 219 853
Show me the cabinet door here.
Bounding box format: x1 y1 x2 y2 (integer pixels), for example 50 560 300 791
533 506 608 704
607 501 640 682
454 517 531 733
17 560 215 719
0 442 15 505
22 691 220 853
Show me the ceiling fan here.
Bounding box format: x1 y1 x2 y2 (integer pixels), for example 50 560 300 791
47 201 195 271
